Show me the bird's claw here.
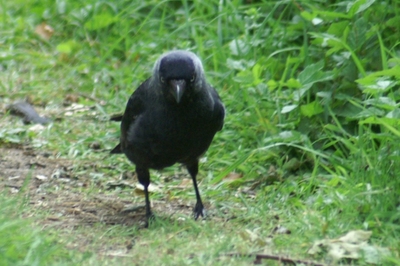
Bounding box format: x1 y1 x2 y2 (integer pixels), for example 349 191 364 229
193 202 206 220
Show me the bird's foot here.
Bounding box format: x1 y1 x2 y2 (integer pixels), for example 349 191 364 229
193 201 206 220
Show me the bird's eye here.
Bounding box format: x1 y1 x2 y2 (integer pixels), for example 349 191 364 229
160 77 165 83
190 75 196 83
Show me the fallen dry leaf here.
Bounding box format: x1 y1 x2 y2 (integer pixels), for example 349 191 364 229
239 229 273 248
35 22 54 40
64 103 92 116
177 178 192 188
308 230 390 264
135 183 161 194
337 230 371 244
223 172 243 183
29 124 46 132
36 175 48 181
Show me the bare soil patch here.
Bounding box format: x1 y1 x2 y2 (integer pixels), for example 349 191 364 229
0 147 143 225
0 146 197 229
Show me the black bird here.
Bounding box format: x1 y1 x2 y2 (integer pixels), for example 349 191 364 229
111 50 225 222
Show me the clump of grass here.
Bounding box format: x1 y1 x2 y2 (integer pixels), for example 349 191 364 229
0 195 87 265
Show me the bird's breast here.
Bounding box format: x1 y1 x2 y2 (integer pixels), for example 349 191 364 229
128 108 216 160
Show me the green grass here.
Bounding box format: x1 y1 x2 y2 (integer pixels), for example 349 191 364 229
1 0 400 265
0 195 89 265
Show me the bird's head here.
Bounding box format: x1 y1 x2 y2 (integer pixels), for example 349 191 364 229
153 50 205 104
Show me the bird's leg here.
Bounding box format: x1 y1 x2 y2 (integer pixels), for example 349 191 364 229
186 161 205 220
136 167 154 223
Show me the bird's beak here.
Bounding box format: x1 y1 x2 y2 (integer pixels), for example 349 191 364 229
169 79 186 103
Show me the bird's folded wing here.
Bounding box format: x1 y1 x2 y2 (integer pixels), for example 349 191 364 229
110 79 150 154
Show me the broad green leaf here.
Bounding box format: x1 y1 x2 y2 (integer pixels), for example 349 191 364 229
252 63 263 84
233 70 254 84
360 117 400 137
56 40 78 54
347 17 368 50
297 61 334 92
298 61 324 85
364 97 397 109
310 32 366 76
300 101 324 117
357 77 396 94
316 91 332 98
293 88 309 101
300 11 314 21
386 109 400 119
333 103 363 118
327 21 350 37
386 16 400 28
267 79 278 91
356 65 400 79
84 13 116 30
308 8 350 20
227 58 255 70
352 107 385 119
281 105 297 114
286 78 301 89
347 0 376 17
229 39 249 55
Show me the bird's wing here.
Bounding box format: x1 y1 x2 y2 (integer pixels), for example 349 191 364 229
110 113 123 121
110 79 150 154
210 86 225 131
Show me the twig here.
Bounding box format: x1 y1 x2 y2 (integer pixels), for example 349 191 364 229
223 253 326 266
76 92 104 104
104 252 134 258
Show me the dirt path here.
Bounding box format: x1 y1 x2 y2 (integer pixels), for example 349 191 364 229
0 146 196 229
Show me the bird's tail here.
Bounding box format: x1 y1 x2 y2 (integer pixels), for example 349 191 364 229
110 143 123 154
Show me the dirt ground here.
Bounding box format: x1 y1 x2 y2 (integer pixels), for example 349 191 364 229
1 146 130 223
0 146 197 229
